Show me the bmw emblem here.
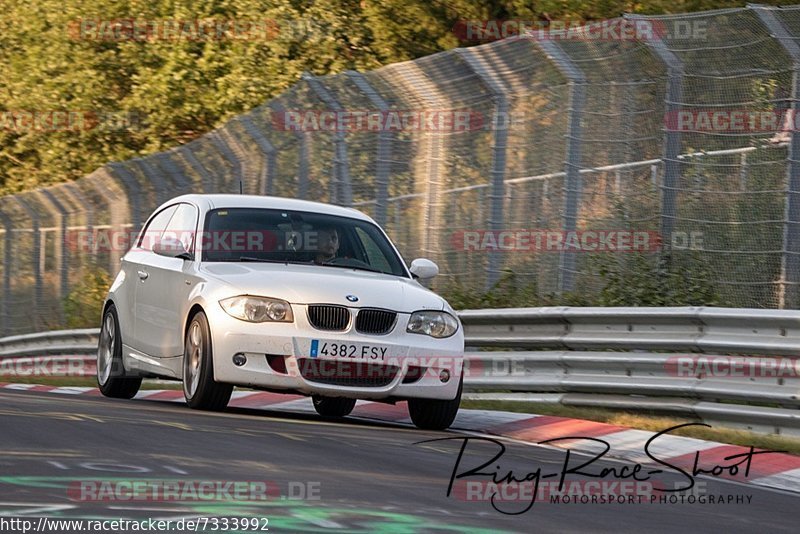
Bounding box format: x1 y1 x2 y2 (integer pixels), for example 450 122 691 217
346 295 359 302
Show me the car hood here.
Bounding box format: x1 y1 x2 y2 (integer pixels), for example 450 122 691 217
201 262 446 313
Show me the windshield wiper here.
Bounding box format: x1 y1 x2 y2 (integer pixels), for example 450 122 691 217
319 262 386 274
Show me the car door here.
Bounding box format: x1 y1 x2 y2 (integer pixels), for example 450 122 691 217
133 203 198 360
123 205 177 357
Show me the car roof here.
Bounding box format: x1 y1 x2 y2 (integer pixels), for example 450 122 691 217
160 194 374 222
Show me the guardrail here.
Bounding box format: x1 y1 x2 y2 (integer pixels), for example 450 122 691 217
0 328 99 359
459 307 800 436
2 308 800 435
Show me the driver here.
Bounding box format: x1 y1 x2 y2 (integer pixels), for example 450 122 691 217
314 226 340 264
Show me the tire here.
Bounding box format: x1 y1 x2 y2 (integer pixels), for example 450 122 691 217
97 304 142 399
408 376 462 431
183 311 233 411
312 395 356 417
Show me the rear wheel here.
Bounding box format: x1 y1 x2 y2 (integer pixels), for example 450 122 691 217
312 395 356 417
408 377 462 431
97 304 141 399
183 311 233 411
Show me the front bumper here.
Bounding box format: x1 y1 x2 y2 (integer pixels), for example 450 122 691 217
208 302 464 401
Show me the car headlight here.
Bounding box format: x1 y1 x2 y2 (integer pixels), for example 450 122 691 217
219 296 294 323
406 310 459 338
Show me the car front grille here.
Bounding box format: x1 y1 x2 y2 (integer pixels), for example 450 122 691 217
307 305 350 331
355 309 397 335
297 359 399 387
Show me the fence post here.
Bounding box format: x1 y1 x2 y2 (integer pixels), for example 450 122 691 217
302 72 353 206
626 13 685 269
39 190 69 317
752 4 800 308
134 158 169 205
208 130 244 193
455 48 510 288
238 115 278 196
177 143 214 193
389 62 449 265
153 152 190 193
270 101 309 198
0 209 12 336
106 162 143 231
346 71 392 226
535 40 587 294
64 183 94 265
13 197 42 329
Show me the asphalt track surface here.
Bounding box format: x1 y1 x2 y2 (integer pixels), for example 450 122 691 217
0 388 795 533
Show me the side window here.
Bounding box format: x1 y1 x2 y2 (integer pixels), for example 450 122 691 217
137 205 177 251
354 227 391 272
163 203 198 252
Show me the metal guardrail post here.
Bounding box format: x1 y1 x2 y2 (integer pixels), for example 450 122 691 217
752 5 800 308
238 115 278 196
345 71 392 226
455 48 510 288
270 101 309 198
39 190 69 314
535 40 587 293
302 72 353 206
626 13 685 268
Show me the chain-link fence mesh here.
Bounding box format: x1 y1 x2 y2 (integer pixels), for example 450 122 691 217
5 5 800 335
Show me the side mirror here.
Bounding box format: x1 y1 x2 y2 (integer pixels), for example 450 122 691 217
409 258 439 279
153 235 193 260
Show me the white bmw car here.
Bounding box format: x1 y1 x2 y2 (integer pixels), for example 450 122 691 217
97 194 464 430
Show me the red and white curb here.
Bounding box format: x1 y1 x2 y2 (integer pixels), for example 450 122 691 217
3 382 799 494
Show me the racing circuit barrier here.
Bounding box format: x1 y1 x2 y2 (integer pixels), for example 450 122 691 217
3 307 800 435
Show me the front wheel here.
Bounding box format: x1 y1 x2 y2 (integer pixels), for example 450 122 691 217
183 311 232 411
312 395 356 417
408 377 462 431
97 304 141 399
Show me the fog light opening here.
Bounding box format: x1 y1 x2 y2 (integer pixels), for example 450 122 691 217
232 353 247 367
439 369 451 383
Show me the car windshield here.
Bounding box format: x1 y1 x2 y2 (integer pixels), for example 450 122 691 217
201 208 408 277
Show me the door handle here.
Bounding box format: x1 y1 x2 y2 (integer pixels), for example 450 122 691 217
137 270 149 280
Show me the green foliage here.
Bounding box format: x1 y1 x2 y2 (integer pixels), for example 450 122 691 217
0 0 787 194
440 270 592 309
594 253 724 306
441 253 725 309
62 266 112 328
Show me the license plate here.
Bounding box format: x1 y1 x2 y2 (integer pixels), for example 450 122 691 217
310 340 387 361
